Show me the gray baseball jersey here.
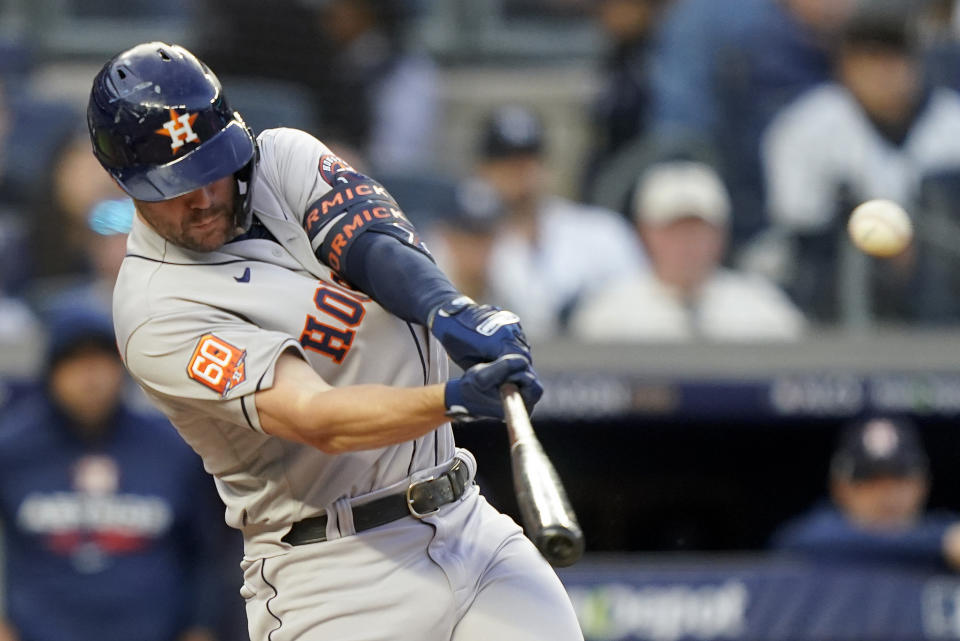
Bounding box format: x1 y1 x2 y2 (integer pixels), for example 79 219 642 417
113 127 454 559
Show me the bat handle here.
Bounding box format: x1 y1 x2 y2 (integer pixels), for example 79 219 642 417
500 383 533 444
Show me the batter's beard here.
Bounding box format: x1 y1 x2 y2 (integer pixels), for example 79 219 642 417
176 208 240 252
175 184 244 252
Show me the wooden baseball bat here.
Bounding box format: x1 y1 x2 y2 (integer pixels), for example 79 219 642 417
500 383 584 567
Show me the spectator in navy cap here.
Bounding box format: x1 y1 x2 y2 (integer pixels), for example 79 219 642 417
473 103 646 341
829 416 931 529
479 104 546 160
771 417 960 572
45 300 115 349
425 176 506 303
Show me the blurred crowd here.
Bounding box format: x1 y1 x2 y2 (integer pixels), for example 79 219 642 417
4 0 960 351
5 0 960 638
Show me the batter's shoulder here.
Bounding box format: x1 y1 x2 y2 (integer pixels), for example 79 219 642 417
257 126 321 151
254 127 337 212
256 127 336 170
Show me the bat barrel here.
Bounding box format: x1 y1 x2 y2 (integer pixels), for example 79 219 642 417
501 384 585 567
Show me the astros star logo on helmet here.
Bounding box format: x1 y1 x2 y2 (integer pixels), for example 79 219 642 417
155 109 200 153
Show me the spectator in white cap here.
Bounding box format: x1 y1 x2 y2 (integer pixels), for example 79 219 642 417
570 161 806 341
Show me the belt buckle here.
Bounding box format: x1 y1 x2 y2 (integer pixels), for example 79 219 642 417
406 474 440 519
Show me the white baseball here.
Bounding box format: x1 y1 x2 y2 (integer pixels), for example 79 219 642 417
847 199 913 258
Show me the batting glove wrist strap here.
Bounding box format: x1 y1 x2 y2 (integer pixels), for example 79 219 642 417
427 295 474 329
430 297 532 371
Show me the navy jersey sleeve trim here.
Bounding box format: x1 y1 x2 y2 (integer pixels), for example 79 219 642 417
125 254 249 267
240 395 256 431
405 322 428 386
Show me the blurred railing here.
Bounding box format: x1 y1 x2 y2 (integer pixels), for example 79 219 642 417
525 331 960 422
7 329 960 420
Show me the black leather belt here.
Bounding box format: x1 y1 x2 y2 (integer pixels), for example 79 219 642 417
282 459 470 546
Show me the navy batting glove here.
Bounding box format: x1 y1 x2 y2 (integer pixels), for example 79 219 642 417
429 296 533 370
445 354 543 421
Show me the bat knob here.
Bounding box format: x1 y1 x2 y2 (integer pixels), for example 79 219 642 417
537 525 585 568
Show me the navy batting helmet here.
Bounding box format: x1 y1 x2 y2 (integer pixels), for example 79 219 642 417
87 42 257 205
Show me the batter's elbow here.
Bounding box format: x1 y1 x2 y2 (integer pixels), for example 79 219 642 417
314 436 350 455
301 427 350 454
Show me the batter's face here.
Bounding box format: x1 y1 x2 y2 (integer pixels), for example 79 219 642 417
134 175 242 252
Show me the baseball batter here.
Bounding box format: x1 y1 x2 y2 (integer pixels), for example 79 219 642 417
86 42 582 640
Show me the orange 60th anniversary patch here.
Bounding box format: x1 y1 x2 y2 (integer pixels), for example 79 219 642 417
187 334 247 397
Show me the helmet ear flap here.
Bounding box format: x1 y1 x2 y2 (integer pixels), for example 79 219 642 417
233 116 259 231
233 115 258 183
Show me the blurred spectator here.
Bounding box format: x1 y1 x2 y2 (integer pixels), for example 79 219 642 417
0 211 37 351
646 0 854 254
0 307 230 641
197 0 438 174
30 198 163 416
771 417 960 573
0 40 81 288
0 295 36 347
581 0 670 203
31 198 134 316
475 104 646 340
761 6 960 324
571 161 805 341
314 0 440 173
28 129 125 282
0 41 64 215
919 0 960 91
0 79 14 212
196 0 321 88
425 177 506 303
0 62 43 366
0 62 75 296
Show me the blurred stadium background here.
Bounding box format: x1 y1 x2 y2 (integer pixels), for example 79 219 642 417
5 0 960 640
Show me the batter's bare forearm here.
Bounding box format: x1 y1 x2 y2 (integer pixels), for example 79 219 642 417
256 352 447 453
300 384 447 453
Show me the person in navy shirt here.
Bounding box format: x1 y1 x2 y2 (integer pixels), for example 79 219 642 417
771 416 960 573
0 307 230 641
